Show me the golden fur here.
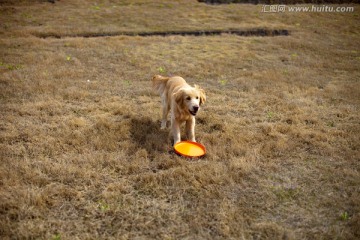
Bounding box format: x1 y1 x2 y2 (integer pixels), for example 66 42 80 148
152 75 206 145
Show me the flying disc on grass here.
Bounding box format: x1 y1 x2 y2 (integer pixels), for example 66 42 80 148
174 141 206 158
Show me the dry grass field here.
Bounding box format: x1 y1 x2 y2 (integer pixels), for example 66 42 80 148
1 0 359 239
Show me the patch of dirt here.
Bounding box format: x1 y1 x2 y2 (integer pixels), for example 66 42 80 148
34 29 290 39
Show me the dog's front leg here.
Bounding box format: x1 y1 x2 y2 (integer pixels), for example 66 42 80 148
171 117 181 145
186 117 196 142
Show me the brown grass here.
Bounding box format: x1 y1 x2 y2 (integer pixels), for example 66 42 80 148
1 0 359 239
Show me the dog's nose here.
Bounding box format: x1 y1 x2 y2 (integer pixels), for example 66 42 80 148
193 106 199 112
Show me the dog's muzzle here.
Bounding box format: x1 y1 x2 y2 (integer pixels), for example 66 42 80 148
189 106 199 116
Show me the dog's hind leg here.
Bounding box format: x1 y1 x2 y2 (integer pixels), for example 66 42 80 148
161 94 169 129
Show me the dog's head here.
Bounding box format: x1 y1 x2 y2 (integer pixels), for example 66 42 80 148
174 85 206 116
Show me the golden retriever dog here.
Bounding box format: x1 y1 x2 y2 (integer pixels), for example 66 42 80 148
152 75 206 145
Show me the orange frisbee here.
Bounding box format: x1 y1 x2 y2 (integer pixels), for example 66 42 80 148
174 141 206 158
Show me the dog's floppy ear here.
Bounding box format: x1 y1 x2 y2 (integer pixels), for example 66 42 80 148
174 89 185 107
200 89 206 105
195 84 206 105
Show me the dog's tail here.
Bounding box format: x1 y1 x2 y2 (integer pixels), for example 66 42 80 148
152 75 170 94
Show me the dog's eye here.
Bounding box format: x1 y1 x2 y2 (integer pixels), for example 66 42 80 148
196 96 199 99
186 96 191 101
